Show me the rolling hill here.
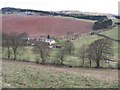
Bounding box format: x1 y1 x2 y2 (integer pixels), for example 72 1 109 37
2 15 94 37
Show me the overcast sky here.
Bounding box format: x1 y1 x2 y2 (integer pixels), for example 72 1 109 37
1 0 119 15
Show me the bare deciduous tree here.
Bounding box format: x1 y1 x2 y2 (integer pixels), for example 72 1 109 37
2 33 11 59
56 40 75 65
56 49 65 65
86 38 113 68
79 45 88 67
63 40 75 55
2 32 28 60
33 41 50 64
66 32 74 41
10 32 28 60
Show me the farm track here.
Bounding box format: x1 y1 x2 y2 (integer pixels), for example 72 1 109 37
2 59 119 84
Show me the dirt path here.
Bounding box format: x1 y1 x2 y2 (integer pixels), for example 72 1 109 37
2 60 119 84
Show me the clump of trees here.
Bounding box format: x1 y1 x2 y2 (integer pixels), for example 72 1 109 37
33 41 50 64
79 38 113 68
55 40 75 65
2 32 115 69
63 41 75 55
73 15 108 21
88 38 113 68
55 49 66 65
2 32 28 60
92 18 113 30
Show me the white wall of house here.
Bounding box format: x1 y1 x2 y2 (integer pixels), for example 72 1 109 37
45 39 56 45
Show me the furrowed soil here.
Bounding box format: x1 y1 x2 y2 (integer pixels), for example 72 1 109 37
2 15 93 37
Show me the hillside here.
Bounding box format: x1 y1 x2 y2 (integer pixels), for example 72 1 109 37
100 27 118 40
1 6 119 89
2 60 118 88
73 27 118 62
2 15 94 37
2 7 118 37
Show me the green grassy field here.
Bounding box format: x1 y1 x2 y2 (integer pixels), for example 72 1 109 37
100 27 118 40
2 60 118 88
2 22 119 88
2 27 119 68
73 27 118 60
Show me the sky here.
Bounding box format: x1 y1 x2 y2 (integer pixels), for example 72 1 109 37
0 0 119 15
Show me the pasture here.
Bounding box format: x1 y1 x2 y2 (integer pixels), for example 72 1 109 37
2 60 118 88
2 23 119 88
2 27 119 68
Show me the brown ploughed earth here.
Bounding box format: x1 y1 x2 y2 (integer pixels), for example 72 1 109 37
2 15 94 37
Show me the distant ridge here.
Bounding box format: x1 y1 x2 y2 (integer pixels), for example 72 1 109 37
1 7 111 20
2 7 118 37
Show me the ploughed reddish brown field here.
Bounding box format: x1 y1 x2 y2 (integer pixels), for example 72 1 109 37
2 15 94 37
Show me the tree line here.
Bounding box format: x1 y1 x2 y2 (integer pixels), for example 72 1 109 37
2 7 108 21
2 32 114 68
79 38 113 68
92 18 113 30
2 32 28 60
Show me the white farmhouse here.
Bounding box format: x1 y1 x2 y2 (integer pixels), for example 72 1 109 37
45 38 56 45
